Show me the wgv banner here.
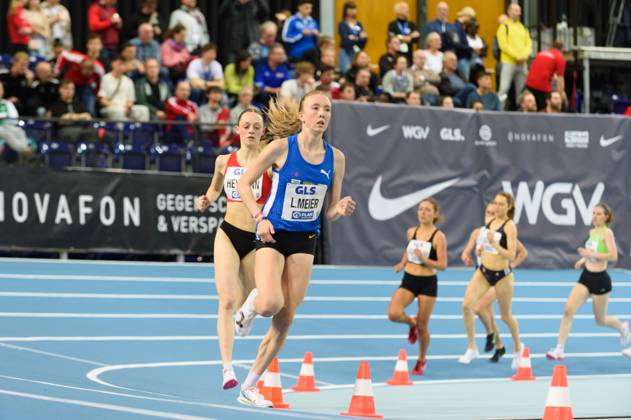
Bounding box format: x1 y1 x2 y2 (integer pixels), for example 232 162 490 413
0 166 223 254
325 102 631 268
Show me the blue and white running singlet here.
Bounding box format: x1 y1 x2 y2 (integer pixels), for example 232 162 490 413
262 134 334 233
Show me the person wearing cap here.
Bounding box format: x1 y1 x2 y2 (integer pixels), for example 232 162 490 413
453 6 476 81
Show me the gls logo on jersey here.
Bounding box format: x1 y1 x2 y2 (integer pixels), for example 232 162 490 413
501 181 605 226
294 185 318 195
402 125 431 140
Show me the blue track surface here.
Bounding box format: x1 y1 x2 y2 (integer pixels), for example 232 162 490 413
0 258 630 419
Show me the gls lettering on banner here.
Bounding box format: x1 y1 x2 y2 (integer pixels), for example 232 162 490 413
281 183 327 221
501 181 605 226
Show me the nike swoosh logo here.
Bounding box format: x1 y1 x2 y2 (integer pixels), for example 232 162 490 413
368 176 461 221
366 124 390 137
600 135 623 147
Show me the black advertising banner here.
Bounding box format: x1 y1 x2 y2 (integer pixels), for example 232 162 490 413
326 102 631 268
0 167 223 254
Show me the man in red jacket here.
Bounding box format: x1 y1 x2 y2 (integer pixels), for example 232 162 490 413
88 0 123 60
165 80 198 143
525 41 566 111
55 49 104 116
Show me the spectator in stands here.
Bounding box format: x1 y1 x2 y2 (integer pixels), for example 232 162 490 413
0 52 34 114
279 61 315 102
47 79 95 144
134 58 170 120
120 42 144 79
86 33 109 71
379 35 401 79
438 51 467 100
453 7 475 81
424 32 444 75
229 85 255 125
24 0 52 59
0 81 30 160
160 24 191 84
376 91 393 104
187 43 224 104
354 66 374 102
131 23 161 65
426 1 455 52
339 82 356 101
249 21 278 66
26 61 59 116
525 41 566 111
344 50 378 93
224 50 255 101
465 19 487 82
410 49 440 100
126 0 161 41
98 56 149 121
7 0 33 54
405 90 422 106
49 39 66 67
466 71 499 111
165 80 197 142
55 51 103 116
497 3 532 110
518 90 537 112
254 43 289 104
218 0 270 65
302 36 335 72
282 0 319 62
314 64 340 99
471 99 487 112
383 55 414 102
88 0 123 61
200 86 230 147
168 0 209 54
440 95 454 108
387 1 420 63
338 1 368 73
42 0 72 50
274 9 291 43
545 91 565 113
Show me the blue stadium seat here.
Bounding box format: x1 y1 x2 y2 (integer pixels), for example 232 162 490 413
118 143 148 170
153 143 184 172
0 54 11 70
20 119 52 143
41 141 73 169
77 141 110 168
130 123 158 150
191 143 216 174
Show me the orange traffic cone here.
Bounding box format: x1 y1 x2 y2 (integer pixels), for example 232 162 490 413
261 359 290 409
543 365 573 420
512 346 536 381
291 352 320 392
341 362 383 419
256 371 266 393
386 349 413 386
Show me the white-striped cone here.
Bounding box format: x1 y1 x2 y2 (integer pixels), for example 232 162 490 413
512 346 536 381
386 349 413 385
261 358 289 409
543 365 573 420
341 362 383 419
291 352 320 391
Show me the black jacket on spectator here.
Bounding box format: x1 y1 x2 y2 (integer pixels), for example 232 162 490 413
26 79 60 116
49 98 88 118
218 0 270 64
344 66 378 93
438 69 467 97
378 52 396 79
453 21 472 60
125 9 163 42
0 72 30 113
387 18 418 62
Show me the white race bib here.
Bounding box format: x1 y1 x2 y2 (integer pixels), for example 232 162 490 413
479 227 502 255
281 183 327 222
406 239 431 264
585 239 598 263
224 167 263 202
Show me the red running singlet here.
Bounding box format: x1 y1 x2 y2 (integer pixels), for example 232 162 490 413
223 152 272 205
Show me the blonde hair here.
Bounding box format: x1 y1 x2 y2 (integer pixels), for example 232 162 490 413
263 91 331 143
421 198 444 224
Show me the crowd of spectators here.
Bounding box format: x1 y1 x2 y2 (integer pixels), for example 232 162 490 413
1 0 574 161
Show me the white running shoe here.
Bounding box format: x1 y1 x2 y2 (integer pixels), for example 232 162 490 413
511 344 524 370
458 348 480 364
546 346 565 360
620 321 631 347
234 289 258 337
222 369 238 390
623 346 631 358
237 387 273 408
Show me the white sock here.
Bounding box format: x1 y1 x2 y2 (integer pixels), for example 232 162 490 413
241 371 261 390
556 344 564 351
222 363 233 372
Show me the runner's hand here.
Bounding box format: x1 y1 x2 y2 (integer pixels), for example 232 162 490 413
257 219 276 243
336 196 356 217
196 195 209 211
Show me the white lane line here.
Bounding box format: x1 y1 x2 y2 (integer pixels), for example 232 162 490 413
2 273 630 287
0 375 335 420
86 352 629 391
0 332 621 342
0 342 106 366
2 312 631 321
1 292 630 302
0 388 215 420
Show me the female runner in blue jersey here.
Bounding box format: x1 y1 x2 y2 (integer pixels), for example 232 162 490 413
233 91 356 407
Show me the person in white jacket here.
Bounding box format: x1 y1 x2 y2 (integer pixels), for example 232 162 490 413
0 81 30 157
168 0 209 54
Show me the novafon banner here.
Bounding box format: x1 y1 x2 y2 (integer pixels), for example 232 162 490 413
325 102 631 268
0 166 223 254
